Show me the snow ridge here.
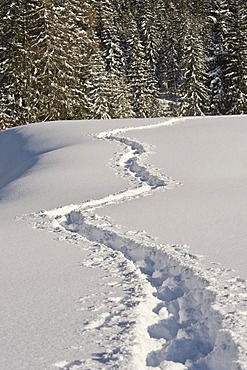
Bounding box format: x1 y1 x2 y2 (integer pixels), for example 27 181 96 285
29 118 247 370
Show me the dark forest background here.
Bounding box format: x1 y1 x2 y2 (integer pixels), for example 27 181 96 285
0 0 246 130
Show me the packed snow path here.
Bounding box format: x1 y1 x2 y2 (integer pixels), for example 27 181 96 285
26 118 247 370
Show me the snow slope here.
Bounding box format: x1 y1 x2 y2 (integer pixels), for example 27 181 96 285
0 116 247 370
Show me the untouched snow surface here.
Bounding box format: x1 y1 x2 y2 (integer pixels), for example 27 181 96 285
0 116 247 370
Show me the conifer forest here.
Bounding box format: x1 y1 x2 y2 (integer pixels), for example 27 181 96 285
0 0 246 130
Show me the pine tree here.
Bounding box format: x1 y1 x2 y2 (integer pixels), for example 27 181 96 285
178 16 210 116
34 0 87 121
0 0 35 128
86 49 112 119
68 0 96 119
208 0 230 115
161 1 182 95
123 13 162 117
93 0 133 118
153 0 187 117
224 0 247 114
136 0 161 80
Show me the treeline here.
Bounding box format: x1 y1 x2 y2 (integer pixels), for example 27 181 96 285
0 0 246 129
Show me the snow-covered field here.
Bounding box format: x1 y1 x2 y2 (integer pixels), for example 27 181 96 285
0 116 247 370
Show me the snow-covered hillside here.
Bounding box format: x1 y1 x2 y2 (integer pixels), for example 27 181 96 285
0 116 247 370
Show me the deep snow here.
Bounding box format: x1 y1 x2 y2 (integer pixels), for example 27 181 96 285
0 116 247 370
98 116 247 277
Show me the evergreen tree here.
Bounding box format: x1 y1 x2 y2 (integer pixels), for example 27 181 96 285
208 0 230 115
178 17 210 116
34 0 86 121
0 0 35 128
123 14 162 117
153 0 187 117
93 0 133 118
136 0 161 81
224 0 247 114
68 0 96 119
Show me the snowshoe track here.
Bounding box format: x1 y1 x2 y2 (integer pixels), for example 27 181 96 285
28 118 247 369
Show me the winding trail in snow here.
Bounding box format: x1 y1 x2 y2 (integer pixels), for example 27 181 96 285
28 117 247 370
